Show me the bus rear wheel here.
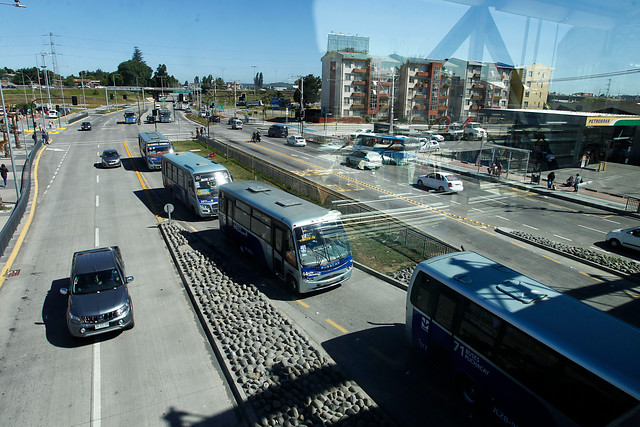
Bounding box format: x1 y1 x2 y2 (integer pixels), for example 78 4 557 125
460 377 480 405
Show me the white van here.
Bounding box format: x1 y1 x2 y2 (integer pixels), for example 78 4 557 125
47 110 58 119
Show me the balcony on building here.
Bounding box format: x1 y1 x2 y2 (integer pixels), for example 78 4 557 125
414 94 428 99
353 80 367 86
416 71 430 77
352 68 367 74
351 92 365 98
379 81 392 87
351 103 365 109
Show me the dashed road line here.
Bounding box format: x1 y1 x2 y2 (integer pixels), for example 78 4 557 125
296 300 310 308
326 319 348 333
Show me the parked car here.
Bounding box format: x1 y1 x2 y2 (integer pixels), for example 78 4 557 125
231 119 243 130
286 135 307 147
416 172 464 193
268 124 289 138
100 149 121 168
80 121 92 131
60 246 134 338
345 150 383 170
606 227 640 251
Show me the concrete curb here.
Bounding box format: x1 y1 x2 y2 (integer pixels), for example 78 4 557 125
353 261 408 291
158 222 254 426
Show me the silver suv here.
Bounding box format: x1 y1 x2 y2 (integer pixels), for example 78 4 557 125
60 246 134 338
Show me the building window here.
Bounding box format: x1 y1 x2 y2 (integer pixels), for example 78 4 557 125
524 101 529 107
528 71 533 77
345 73 351 81
409 77 414 83
525 91 530 97
344 85 350 92
343 97 350 105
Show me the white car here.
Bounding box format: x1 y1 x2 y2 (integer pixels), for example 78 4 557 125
419 130 444 142
606 227 640 251
416 172 464 193
345 151 383 170
286 135 307 147
419 138 440 151
349 128 373 139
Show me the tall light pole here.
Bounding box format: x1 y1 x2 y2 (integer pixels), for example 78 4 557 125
112 73 119 110
35 54 47 131
80 71 87 110
40 53 52 111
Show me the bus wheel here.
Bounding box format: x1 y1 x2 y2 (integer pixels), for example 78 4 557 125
287 276 299 295
460 377 480 405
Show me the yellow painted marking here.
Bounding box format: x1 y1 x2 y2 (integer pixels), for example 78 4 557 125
122 141 164 222
0 145 46 288
510 241 527 249
579 271 603 282
296 300 310 308
326 319 348 333
187 225 198 232
623 290 639 299
541 255 562 264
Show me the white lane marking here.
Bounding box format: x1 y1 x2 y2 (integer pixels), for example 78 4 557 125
96 195 99 207
95 228 99 247
601 218 620 224
96 175 99 183
553 234 572 241
495 215 509 221
523 224 538 230
450 200 460 205
92 342 101 427
578 224 604 233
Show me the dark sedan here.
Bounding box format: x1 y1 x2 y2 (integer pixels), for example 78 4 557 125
80 121 92 131
100 149 121 168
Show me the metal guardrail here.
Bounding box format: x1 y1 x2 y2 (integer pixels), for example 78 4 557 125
0 140 41 257
199 135 458 265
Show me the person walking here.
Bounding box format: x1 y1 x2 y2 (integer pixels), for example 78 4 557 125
0 164 8 187
42 130 49 145
547 171 555 189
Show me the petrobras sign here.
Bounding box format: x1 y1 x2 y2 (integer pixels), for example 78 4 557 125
586 116 640 126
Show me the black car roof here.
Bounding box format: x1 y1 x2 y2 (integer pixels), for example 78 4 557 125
73 247 118 275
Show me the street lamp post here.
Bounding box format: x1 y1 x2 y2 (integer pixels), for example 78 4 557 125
251 65 257 98
80 71 87 111
112 74 119 110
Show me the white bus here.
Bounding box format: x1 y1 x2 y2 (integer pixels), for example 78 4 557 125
138 131 173 170
218 181 353 294
161 151 232 218
406 251 640 426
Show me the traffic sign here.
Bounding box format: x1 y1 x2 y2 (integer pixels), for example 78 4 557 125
172 90 192 93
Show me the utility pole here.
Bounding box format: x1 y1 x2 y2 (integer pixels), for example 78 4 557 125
50 32 65 126
389 70 395 134
252 65 257 98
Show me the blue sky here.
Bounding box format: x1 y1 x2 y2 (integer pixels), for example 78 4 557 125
2 0 639 95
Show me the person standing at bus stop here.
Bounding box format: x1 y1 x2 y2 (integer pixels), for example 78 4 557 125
0 164 8 187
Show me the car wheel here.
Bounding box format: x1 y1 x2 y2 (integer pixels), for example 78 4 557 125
608 239 621 249
438 186 445 192
417 180 424 188
346 158 352 166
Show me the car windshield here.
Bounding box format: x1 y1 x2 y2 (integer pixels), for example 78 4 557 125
73 269 123 294
294 220 351 267
103 150 118 157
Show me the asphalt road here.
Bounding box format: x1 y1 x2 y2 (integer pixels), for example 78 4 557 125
0 110 638 426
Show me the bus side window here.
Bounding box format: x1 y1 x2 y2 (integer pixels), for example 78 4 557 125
410 271 435 317
433 288 457 331
285 232 297 268
457 301 501 358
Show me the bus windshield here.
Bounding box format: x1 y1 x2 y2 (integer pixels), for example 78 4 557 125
148 144 172 154
195 171 232 199
295 221 351 267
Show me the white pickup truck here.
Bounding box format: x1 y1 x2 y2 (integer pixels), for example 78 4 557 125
463 122 487 140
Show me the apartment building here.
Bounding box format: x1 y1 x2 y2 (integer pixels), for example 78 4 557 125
321 51 400 120
445 58 514 121
393 57 446 124
510 63 553 109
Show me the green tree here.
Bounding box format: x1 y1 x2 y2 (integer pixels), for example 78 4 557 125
132 46 144 63
293 74 321 107
152 64 178 88
117 60 152 86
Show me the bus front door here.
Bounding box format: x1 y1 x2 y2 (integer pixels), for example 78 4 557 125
273 227 286 280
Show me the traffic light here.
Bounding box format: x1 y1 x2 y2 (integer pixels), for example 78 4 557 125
72 96 78 106
239 93 246 102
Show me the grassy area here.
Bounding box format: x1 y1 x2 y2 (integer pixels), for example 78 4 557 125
170 138 426 275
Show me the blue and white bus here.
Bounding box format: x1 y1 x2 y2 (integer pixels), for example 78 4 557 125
162 152 232 218
138 131 174 170
218 181 353 294
353 133 420 165
124 109 137 124
158 108 172 123
406 251 640 427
